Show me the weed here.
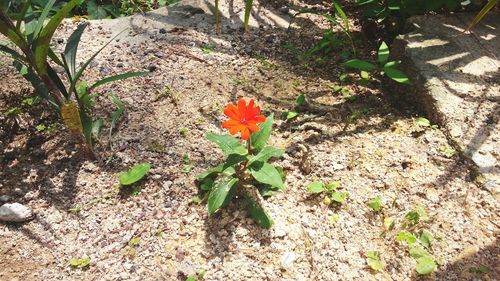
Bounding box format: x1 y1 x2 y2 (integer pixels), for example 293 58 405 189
69 257 91 268
366 251 383 271
307 180 348 206
118 163 151 186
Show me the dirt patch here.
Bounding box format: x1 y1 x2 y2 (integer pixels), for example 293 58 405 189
1 1 498 280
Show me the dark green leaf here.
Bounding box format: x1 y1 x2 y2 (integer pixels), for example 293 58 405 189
208 177 239 215
108 93 125 139
63 22 88 79
206 132 247 156
87 0 109 19
368 196 384 212
243 193 274 228
250 114 273 151
32 0 56 39
250 162 284 191
383 66 410 84
345 59 376 71
197 164 224 181
118 163 151 185
247 146 283 167
377 41 389 64
296 94 305 106
200 178 215 191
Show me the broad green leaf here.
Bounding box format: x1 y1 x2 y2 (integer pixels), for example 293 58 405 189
331 191 348 204
360 70 370 79
366 251 383 271
415 117 431 127
296 94 305 106
368 196 384 212
409 246 430 259
384 60 400 68
419 231 433 248
247 146 284 167
197 164 224 181
250 162 284 191
396 231 417 245
244 193 274 228
208 177 239 215
206 132 247 156
118 163 151 185
250 114 273 151
326 181 340 191
63 22 88 79
89 72 150 92
287 111 299 120
307 181 324 193
34 0 82 74
377 41 389 64
416 256 436 275
87 0 109 19
200 178 215 191
345 59 376 71
258 184 281 197
383 66 410 84
69 257 91 268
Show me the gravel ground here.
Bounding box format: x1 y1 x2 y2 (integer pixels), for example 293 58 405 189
0 1 498 280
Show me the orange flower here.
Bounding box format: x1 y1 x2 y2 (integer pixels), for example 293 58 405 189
222 98 266 140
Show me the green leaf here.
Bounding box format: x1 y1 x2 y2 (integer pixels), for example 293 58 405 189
207 177 239 215
296 94 305 106
250 114 273 151
33 0 56 39
108 93 125 139
360 70 370 79
89 72 150 92
409 246 430 259
243 0 253 32
34 0 82 74
118 163 151 185
383 66 410 84
247 146 284 167
366 251 383 271
206 132 247 156
415 117 431 127
307 181 325 193
345 59 376 71
378 41 390 64
69 257 91 268
250 162 284 191
331 191 349 204
197 164 224 181
368 196 384 212
326 181 340 191
416 256 436 275
243 193 274 228
63 22 88 79
419 231 433 248
186 276 197 281
287 111 299 120
396 231 417 245
87 0 109 19
200 178 215 191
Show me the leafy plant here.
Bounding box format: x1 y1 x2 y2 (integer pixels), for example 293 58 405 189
118 163 151 185
286 94 306 120
0 1 149 158
197 99 285 228
439 145 456 158
306 180 348 206
345 41 409 84
366 251 383 271
69 257 91 268
368 196 384 212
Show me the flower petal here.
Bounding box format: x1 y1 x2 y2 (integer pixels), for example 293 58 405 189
240 127 250 140
237 99 247 115
224 104 241 120
247 121 260 132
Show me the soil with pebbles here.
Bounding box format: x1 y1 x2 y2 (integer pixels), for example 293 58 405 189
0 1 498 280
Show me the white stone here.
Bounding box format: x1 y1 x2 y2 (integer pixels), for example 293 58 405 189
0 203 33 222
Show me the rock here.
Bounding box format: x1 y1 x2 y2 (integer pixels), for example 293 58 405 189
0 203 34 222
280 251 297 269
0 195 11 203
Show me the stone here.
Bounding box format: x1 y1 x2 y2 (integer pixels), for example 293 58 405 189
0 203 34 222
280 251 297 269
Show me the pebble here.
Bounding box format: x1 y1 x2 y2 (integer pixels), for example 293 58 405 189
0 195 11 203
0 203 34 222
280 251 297 269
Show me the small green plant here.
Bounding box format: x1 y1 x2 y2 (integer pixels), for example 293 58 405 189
197 99 285 228
180 127 189 136
307 180 348 206
366 251 384 271
368 196 384 212
286 94 306 120
469 265 490 275
118 163 151 186
345 41 409 84
439 145 456 158
68 204 81 213
69 257 91 268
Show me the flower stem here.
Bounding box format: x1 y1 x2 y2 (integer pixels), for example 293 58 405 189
247 137 252 154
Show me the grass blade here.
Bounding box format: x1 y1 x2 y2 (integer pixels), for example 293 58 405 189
89 71 149 92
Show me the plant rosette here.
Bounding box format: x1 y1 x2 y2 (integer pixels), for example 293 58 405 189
197 98 285 228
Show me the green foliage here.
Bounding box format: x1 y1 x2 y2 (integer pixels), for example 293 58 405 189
306 180 348 205
368 196 384 212
0 2 149 157
345 41 409 84
415 117 431 127
69 257 91 268
439 145 456 158
286 95 306 120
118 163 151 185
199 114 284 228
366 251 383 271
